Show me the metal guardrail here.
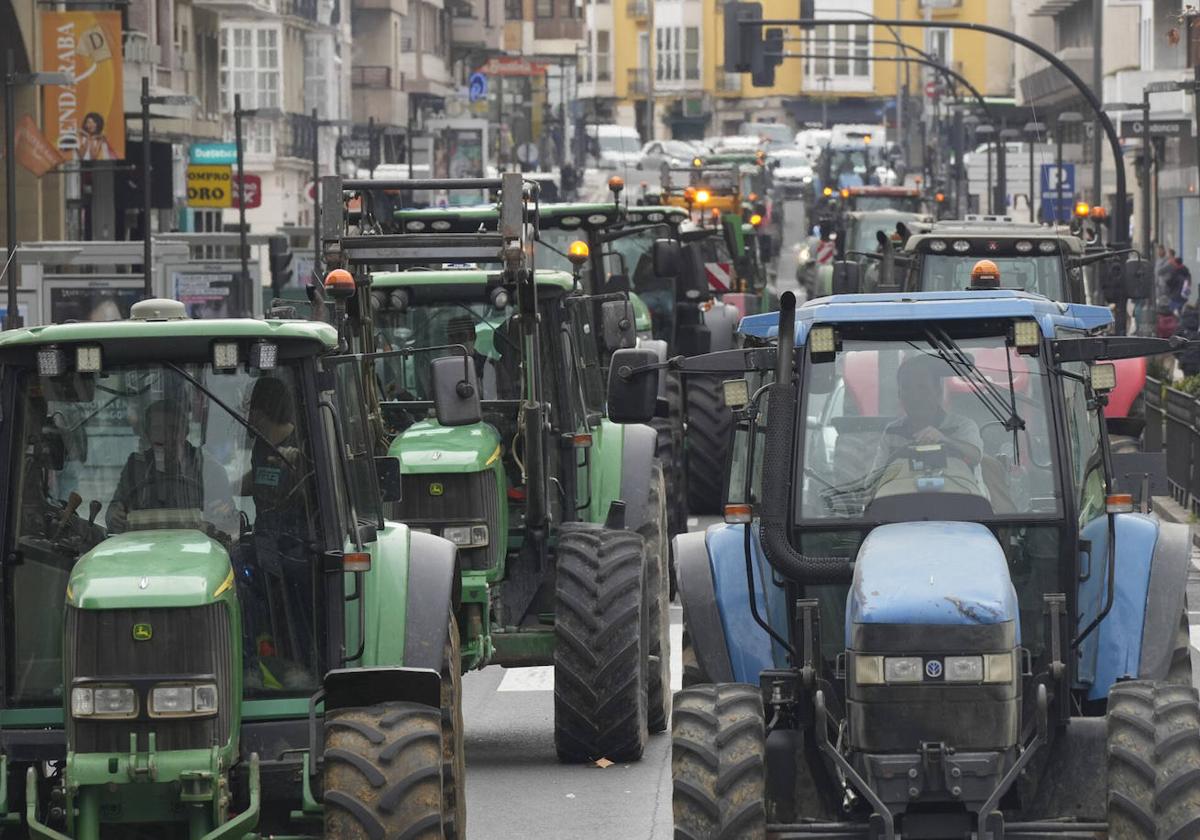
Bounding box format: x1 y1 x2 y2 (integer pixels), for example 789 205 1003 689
1145 376 1200 512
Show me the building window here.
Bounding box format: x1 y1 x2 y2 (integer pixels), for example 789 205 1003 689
219 24 280 111
250 121 274 155
684 26 700 81
506 0 522 19
656 27 682 82
596 30 611 81
536 0 553 17
927 29 950 64
803 22 869 82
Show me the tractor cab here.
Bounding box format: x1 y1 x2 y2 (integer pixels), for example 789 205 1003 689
0 299 463 838
610 288 1198 838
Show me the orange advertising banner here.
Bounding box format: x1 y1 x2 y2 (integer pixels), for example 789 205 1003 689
15 114 64 176
40 11 125 161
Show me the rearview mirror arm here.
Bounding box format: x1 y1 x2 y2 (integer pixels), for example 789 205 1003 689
612 347 781 382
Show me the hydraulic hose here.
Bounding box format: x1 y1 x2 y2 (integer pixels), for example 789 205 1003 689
759 292 853 585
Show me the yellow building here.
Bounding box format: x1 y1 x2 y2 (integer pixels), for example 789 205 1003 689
579 0 1013 142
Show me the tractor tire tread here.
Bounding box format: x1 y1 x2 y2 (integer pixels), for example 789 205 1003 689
640 463 672 733
686 375 733 515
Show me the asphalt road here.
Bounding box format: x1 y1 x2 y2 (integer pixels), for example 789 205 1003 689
462 514 721 840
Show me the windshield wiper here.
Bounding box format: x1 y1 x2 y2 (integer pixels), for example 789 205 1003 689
922 330 1025 435
165 362 302 466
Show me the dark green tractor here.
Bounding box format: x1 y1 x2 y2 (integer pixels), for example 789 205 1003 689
318 173 673 760
0 300 463 838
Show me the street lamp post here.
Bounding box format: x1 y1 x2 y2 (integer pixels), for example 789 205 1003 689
1024 121 1045 222
1055 111 1084 224
310 109 350 279
997 127 1020 216
960 114 979 217
975 124 994 214
139 78 197 299
4 52 70 329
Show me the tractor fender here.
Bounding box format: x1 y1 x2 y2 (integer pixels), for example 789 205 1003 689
618 422 660 533
323 666 441 713
1078 514 1190 699
403 530 460 671
1137 519 1191 681
701 302 740 352
674 530 734 684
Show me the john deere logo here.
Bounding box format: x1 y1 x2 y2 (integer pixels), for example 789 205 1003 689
132 623 153 642
429 483 444 497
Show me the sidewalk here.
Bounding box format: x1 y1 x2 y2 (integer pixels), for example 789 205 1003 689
1152 495 1200 548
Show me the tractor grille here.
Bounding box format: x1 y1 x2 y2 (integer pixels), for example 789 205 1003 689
399 472 501 571
65 603 234 754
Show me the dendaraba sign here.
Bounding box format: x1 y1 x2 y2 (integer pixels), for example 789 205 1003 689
40 11 125 161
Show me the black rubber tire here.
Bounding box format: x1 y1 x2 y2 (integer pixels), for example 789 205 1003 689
672 683 768 840
652 371 689 539
680 626 709 689
1168 610 1194 688
554 523 649 763
441 616 465 839
1107 680 1200 840
323 702 444 840
686 375 732 515
640 463 672 733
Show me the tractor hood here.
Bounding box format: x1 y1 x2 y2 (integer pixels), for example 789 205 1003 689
846 522 1020 649
68 530 233 610
392 419 502 475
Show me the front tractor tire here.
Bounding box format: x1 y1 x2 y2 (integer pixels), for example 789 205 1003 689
686 375 733 515
323 702 444 840
641 463 672 733
673 684 767 840
1107 680 1200 840
554 523 649 763
442 616 466 839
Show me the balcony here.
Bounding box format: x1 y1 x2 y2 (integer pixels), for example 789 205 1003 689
352 65 393 89
452 13 503 51
626 0 648 18
192 0 277 18
627 67 649 96
277 112 316 161
533 18 583 42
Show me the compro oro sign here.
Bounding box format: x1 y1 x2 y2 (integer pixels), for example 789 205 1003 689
40 11 126 160
187 165 233 208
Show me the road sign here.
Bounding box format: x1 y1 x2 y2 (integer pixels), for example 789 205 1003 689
186 164 233 207
232 173 262 209
339 135 372 161
468 72 488 102
1039 162 1075 197
1118 118 1192 139
189 142 238 165
924 80 942 99
475 56 547 77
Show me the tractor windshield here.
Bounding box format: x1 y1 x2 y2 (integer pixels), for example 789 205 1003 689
535 228 586 276
919 254 1065 298
374 299 522 402
851 195 923 213
797 331 1060 524
8 362 324 706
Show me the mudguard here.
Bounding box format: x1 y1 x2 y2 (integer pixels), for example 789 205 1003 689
702 302 741 352
619 423 659 533
403 530 459 671
1076 513 1190 700
674 531 734 684
324 666 441 712
688 523 790 684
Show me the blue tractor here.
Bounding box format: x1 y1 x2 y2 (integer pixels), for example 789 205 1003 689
607 289 1200 838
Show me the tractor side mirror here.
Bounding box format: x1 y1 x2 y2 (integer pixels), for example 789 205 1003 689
430 355 482 427
831 260 862 295
374 456 403 503
1123 256 1151 300
601 299 636 351
653 238 682 278
607 348 660 424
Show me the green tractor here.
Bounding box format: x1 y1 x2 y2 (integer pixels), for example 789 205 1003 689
0 299 464 838
319 173 672 760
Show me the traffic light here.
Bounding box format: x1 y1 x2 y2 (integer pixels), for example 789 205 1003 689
724 2 762 73
268 235 293 294
751 27 784 87
800 0 815 30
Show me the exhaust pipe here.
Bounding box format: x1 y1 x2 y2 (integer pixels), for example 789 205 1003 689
760 291 852 584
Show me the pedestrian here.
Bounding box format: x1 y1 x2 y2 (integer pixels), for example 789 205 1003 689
1170 257 1192 313
1176 301 1200 377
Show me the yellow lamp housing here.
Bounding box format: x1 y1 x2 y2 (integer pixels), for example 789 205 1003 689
695 189 711 205
750 213 763 226
567 240 590 266
822 187 834 197
840 188 850 199
1074 201 1091 218
608 175 625 194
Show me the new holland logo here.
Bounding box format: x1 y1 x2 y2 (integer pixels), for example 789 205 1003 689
132 623 153 642
925 659 943 679
429 482 444 496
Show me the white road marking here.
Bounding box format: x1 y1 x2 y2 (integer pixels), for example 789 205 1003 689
497 665 555 692
670 622 684 692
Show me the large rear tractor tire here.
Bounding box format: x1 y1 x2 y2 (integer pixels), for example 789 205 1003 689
1107 680 1200 840
441 616 466 839
652 371 689 539
640 463 672 733
554 523 649 763
323 702 444 840
686 375 732 515
673 684 767 839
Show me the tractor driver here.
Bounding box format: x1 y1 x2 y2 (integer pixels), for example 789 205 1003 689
869 354 983 496
107 399 234 534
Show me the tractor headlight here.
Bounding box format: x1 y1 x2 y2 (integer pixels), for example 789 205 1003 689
150 683 219 717
854 655 885 685
983 652 1015 684
442 524 489 548
71 685 137 718
944 655 984 683
883 657 924 684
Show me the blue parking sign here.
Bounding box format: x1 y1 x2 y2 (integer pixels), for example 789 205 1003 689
1039 163 1075 197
